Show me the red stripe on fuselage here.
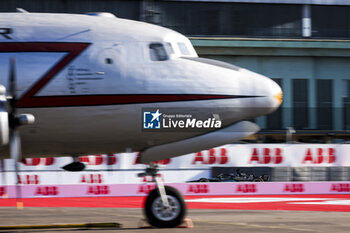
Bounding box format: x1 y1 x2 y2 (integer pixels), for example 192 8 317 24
20 94 248 108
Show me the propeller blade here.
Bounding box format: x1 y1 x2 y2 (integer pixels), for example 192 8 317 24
8 58 17 118
10 129 23 209
7 58 23 209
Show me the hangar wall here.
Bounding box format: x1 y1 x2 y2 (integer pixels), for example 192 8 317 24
0 0 140 19
191 38 350 134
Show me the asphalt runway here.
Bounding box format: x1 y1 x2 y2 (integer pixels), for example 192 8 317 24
0 194 350 233
1 207 350 233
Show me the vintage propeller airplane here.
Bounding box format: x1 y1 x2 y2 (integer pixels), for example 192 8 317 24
0 11 282 228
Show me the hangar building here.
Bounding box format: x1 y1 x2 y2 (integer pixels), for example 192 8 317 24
2 0 350 141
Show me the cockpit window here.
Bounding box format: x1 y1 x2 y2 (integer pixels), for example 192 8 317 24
177 42 191 56
165 43 174 54
149 43 168 61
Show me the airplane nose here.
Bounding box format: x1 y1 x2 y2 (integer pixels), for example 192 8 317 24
250 73 283 115
274 88 283 106
268 78 283 108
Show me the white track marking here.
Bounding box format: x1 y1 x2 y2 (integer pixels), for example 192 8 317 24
186 197 329 203
291 200 350 205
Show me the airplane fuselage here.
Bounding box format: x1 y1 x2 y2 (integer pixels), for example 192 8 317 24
0 13 282 158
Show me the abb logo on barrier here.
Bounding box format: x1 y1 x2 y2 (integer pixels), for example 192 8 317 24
192 148 228 165
235 184 257 193
21 158 55 166
79 154 117 165
330 183 350 192
137 184 156 194
249 148 283 164
283 184 304 192
81 174 103 184
187 184 209 194
302 148 335 164
35 186 58 196
18 175 40 185
87 185 110 195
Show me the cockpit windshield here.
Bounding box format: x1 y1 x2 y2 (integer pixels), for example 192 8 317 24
165 42 174 54
177 42 191 56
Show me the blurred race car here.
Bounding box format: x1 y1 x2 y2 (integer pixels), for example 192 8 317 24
188 169 270 182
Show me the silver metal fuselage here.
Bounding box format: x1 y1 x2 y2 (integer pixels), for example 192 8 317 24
0 13 282 158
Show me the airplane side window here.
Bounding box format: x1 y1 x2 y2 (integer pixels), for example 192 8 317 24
105 58 113 64
177 42 191 56
149 43 168 61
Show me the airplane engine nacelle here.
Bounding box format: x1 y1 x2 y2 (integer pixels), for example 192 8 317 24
139 121 260 163
0 85 9 146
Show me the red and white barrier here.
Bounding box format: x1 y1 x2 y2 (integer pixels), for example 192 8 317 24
1 182 350 198
14 144 348 170
0 144 349 186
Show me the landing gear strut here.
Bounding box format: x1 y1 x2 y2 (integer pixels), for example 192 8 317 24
138 164 186 228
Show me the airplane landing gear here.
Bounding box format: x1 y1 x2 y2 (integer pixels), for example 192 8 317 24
139 164 186 228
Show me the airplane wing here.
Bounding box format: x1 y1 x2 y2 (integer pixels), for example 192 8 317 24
139 121 259 163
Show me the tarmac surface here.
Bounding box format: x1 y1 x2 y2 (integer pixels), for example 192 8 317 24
1 207 350 233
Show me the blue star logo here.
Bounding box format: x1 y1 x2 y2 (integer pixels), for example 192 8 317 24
143 109 162 129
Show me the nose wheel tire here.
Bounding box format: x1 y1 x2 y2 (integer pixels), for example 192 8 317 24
144 186 186 228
